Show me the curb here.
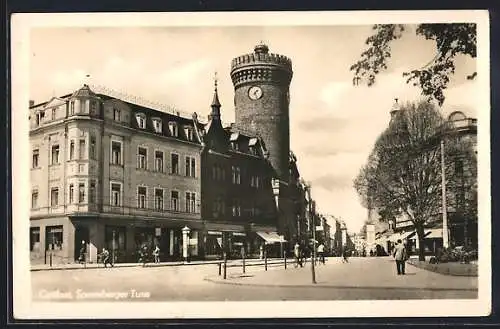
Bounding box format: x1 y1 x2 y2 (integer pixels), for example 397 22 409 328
407 259 478 277
30 259 288 272
203 276 478 292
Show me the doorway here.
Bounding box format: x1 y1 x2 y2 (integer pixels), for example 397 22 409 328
74 225 89 261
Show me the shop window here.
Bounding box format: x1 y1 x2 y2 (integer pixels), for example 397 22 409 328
46 225 63 250
30 227 40 251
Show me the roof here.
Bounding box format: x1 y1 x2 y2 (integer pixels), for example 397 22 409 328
71 84 97 98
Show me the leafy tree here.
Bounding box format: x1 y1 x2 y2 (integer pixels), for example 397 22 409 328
350 24 476 106
353 100 476 261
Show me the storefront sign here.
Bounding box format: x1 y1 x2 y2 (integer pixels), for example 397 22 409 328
232 232 246 237
207 231 222 236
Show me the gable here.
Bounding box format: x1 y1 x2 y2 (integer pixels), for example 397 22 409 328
43 97 67 109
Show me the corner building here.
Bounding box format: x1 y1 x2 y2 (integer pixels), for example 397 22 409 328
29 85 203 264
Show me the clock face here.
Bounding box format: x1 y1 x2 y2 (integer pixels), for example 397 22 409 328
248 86 263 100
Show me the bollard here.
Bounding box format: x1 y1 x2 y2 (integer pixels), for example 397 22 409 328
44 251 47 264
242 249 246 274
264 250 268 271
284 250 287 270
49 253 53 267
218 262 222 276
223 252 227 280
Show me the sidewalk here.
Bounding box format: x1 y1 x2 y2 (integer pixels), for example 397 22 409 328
30 257 287 271
205 257 478 291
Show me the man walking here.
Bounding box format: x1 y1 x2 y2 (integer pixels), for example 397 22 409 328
317 242 325 265
101 248 113 268
294 242 302 268
342 246 349 263
392 239 408 275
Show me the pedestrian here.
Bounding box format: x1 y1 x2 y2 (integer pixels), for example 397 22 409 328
153 245 160 264
78 240 86 264
342 247 349 263
101 248 113 268
317 242 325 265
138 243 149 267
259 244 264 260
392 239 408 275
294 242 303 267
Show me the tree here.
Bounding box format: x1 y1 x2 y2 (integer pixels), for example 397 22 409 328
350 24 477 106
353 100 476 261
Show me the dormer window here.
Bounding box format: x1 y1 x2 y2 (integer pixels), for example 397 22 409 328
136 113 146 129
249 146 257 155
90 101 97 115
184 126 193 141
152 118 162 133
168 122 178 137
231 142 239 151
113 108 121 121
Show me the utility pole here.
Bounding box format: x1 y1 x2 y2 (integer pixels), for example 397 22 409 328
306 183 316 284
441 140 450 248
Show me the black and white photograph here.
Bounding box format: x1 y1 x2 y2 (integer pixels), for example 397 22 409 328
11 11 490 319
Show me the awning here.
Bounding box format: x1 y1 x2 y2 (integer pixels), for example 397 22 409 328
256 231 284 244
387 233 401 242
230 132 239 141
400 231 416 240
249 138 258 146
424 228 443 239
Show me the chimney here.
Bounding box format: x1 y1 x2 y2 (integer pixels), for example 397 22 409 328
29 100 35 107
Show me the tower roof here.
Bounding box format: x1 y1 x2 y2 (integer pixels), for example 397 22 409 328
71 84 97 98
254 42 269 54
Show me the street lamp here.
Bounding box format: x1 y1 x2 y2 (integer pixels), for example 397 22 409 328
305 182 316 284
182 226 191 263
440 140 450 249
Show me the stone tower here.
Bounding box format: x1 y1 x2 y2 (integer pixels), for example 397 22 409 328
230 43 293 183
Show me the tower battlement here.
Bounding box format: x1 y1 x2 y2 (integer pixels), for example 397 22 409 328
230 45 293 88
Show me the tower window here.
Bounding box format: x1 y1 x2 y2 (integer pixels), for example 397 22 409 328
69 184 74 203
79 139 86 159
78 183 85 203
31 190 39 208
90 134 96 159
89 181 96 204
70 101 75 115
69 140 75 160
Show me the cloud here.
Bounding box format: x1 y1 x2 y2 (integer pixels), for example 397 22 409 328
160 59 211 85
312 174 353 191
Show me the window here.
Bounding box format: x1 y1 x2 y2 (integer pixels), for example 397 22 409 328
171 191 179 211
213 197 225 215
155 151 163 172
31 190 38 208
155 189 164 210
69 141 75 160
69 184 74 203
232 166 241 184
32 149 39 168
168 122 178 137
90 101 97 115
30 227 40 251
111 141 122 165
51 145 60 165
51 108 56 120
46 225 63 250
50 187 59 207
70 101 75 115
249 146 257 155
212 166 217 180
185 156 196 177
455 160 464 175
232 199 241 217
256 176 260 188
137 186 147 209
90 135 96 159
231 142 239 151
110 182 122 206
136 113 146 129
184 127 193 141
185 192 196 213
89 181 96 204
79 139 86 159
153 119 162 133
251 176 255 187
113 108 121 121
171 153 179 174
137 147 147 169
78 183 85 203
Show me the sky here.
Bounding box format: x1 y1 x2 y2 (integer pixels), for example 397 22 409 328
29 25 477 233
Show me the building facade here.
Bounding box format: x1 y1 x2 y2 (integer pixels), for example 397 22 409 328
30 85 203 264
